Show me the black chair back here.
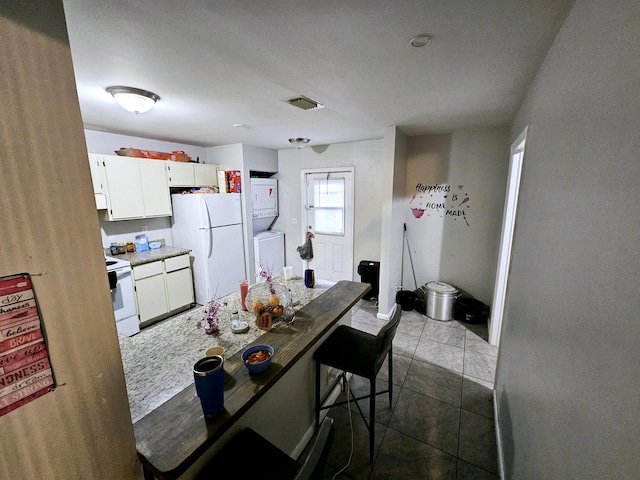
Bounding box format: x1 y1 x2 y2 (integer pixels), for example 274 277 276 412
374 304 402 371
294 416 335 480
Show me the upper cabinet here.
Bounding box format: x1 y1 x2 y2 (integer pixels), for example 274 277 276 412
194 164 218 186
139 160 172 217
166 162 218 187
88 153 219 221
90 154 172 221
88 153 108 209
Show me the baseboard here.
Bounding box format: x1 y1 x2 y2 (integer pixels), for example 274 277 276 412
493 389 506 479
291 372 352 460
376 303 397 321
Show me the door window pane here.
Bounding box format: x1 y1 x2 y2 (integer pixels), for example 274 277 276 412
313 178 344 235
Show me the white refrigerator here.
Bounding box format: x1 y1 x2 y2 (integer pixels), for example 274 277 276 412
171 193 246 304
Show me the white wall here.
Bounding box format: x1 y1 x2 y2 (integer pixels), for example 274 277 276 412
405 128 510 303
495 0 640 478
275 139 386 280
378 127 409 317
0 3 141 478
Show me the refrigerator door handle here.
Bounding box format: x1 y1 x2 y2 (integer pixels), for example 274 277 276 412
201 196 213 230
199 196 214 258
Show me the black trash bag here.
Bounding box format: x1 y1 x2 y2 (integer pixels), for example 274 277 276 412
297 231 314 260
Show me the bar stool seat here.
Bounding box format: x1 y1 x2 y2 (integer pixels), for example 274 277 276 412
313 305 402 462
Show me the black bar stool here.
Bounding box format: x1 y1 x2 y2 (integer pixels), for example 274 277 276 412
313 305 402 462
196 416 334 480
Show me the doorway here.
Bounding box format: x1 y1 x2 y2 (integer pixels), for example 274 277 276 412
302 168 354 282
489 127 528 346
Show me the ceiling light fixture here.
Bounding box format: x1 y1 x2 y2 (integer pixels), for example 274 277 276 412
107 86 160 114
410 34 432 48
289 137 310 149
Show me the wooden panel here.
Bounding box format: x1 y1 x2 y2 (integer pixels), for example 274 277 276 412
0 2 140 478
134 280 370 479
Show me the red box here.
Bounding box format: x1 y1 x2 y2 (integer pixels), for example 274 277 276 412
227 170 241 193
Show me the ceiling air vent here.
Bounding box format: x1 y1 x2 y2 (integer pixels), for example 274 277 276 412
286 95 324 111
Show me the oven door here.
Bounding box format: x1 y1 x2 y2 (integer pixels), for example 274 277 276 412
111 267 137 322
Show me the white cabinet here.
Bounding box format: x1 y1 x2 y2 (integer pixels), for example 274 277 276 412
194 164 218 186
166 162 195 186
133 261 168 323
103 155 145 219
88 153 104 194
166 162 218 187
132 254 194 324
164 255 194 311
87 153 108 209
98 154 172 220
139 159 172 217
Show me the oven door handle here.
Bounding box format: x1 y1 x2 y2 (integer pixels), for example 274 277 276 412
108 271 117 290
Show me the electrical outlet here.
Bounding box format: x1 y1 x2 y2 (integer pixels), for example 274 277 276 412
141 225 147 232
291 217 297 224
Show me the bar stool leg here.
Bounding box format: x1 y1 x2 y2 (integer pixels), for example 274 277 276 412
388 347 393 407
315 360 321 428
369 377 376 462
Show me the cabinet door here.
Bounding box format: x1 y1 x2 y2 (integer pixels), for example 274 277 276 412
134 274 168 323
166 162 195 186
88 153 104 194
139 159 172 217
194 164 218 186
166 268 194 311
103 155 145 220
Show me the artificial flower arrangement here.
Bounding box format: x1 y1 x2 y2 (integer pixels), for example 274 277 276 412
196 297 227 334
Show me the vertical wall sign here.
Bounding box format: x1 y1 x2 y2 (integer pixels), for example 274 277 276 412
0 274 55 417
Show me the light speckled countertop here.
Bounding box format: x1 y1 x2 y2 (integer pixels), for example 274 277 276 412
118 274 335 423
107 245 191 266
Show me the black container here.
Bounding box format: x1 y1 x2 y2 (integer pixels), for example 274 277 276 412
396 290 417 311
454 297 489 324
358 260 380 300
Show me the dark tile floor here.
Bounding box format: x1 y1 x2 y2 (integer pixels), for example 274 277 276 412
306 300 499 480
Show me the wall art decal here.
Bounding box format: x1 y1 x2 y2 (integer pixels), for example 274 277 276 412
409 183 472 226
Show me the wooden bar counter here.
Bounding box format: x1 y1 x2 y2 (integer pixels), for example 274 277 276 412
133 280 370 479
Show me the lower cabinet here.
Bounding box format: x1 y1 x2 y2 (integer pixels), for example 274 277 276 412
133 254 194 325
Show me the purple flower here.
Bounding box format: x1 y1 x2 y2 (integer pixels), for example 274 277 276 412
197 298 226 335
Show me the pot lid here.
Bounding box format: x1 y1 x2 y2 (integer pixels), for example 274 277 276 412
425 281 458 294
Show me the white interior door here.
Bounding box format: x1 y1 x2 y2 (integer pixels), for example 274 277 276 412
489 127 527 346
302 168 354 282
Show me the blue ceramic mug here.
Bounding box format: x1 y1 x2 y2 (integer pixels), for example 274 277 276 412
193 355 224 416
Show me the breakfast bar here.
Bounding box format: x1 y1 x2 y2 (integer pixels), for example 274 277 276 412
131 279 370 479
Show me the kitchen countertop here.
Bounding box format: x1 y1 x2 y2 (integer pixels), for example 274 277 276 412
107 245 191 266
118 274 335 423
133 279 371 479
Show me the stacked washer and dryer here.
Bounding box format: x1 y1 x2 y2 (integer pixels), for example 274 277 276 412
251 178 285 279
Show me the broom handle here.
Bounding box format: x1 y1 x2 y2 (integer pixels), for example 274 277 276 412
404 224 418 289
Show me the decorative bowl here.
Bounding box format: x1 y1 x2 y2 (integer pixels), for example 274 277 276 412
246 282 294 328
241 344 274 374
